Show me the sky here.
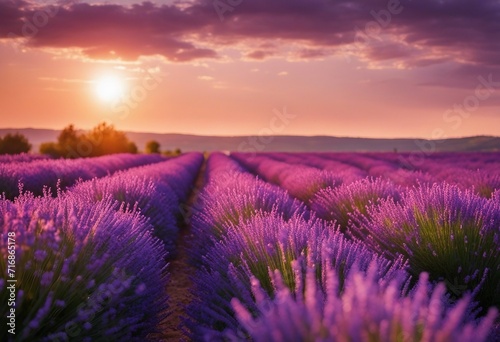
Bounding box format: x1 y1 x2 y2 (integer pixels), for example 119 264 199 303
0 0 499 138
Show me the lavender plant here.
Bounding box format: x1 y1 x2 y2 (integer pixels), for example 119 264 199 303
231 262 498 342
280 169 341 204
311 177 401 229
192 172 306 236
71 153 202 254
267 152 367 183
0 153 165 199
232 153 341 204
187 213 407 339
70 175 178 252
0 153 51 163
134 152 203 202
493 189 500 202
456 170 500 198
0 193 168 341
351 183 500 310
189 153 307 261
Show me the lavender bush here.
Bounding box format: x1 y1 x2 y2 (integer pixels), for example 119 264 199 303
0 153 51 163
0 193 168 341
70 153 203 254
453 170 500 198
189 153 306 261
0 153 165 199
268 152 367 183
232 262 498 342
70 175 178 252
351 183 500 311
188 213 407 339
311 177 401 230
232 153 340 204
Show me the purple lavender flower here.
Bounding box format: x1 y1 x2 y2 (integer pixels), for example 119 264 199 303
0 193 168 341
190 153 307 261
231 262 498 342
267 152 367 183
454 170 500 198
351 183 500 311
311 177 401 229
69 153 202 254
232 153 341 203
0 153 165 199
0 153 51 163
187 212 407 339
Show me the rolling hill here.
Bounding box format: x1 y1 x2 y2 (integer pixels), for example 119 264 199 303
1 128 499 153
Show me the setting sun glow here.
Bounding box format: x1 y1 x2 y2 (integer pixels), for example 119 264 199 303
94 76 125 103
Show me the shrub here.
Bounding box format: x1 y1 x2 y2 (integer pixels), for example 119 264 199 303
0 193 168 341
70 175 178 253
40 123 137 158
0 133 32 155
190 172 307 261
39 142 61 158
83 122 137 157
0 154 164 199
145 140 161 154
188 213 407 339
232 262 498 342
311 177 401 230
351 183 500 311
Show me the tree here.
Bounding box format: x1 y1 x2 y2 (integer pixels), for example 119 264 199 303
82 122 137 157
0 133 32 155
39 123 138 158
127 141 138 154
39 142 61 157
145 140 161 154
57 124 81 158
39 125 85 158
162 148 182 157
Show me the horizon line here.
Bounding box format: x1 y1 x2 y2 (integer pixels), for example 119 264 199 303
1 127 499 141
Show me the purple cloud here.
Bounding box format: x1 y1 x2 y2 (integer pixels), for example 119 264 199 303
0 0 499 67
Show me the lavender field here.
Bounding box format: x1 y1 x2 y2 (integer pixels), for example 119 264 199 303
1 152 500 341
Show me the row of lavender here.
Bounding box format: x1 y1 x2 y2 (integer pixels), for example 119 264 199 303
186 153 498 341
234 153 500 309
0 153 51 164
0 153 203 341
0 153 166 199
256 151 500 196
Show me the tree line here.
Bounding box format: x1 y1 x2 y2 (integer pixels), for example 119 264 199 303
1 123 180 157
40 123 137 158
0 133 32 155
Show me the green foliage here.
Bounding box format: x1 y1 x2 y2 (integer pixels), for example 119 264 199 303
145 140 161 154
0 133 32 155
162 148 182 157
84 122 137 157
127 141 138 154
39 142 61 157
39 123 137 158
353 185 500 311
57 124 81 158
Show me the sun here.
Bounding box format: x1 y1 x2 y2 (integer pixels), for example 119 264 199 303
94 75 125 103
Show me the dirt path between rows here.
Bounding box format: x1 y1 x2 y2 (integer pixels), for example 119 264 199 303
151 160 206 341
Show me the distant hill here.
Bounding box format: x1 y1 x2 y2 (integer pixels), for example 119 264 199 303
1 128 499 153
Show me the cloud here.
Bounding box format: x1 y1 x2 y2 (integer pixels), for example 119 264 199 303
0 0 28 37
0 0 499 68
1 1 217 61
245 50 275 60
198 75 214 81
